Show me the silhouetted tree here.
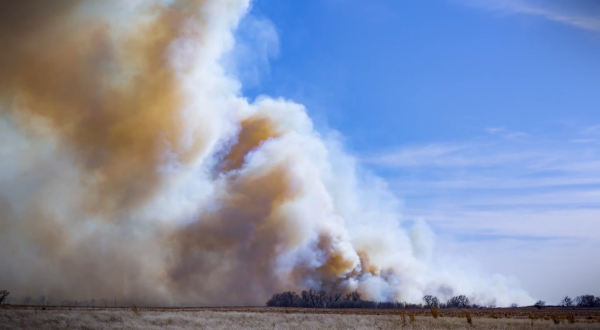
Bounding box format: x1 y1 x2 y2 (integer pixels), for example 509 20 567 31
447 295 470 308
423 295 433 307
328 292 342 302
266 291 301 307
534 300 546 309
560 296 574 307
575 295 597 308
344 291 361 302
0 290 9 305
315 290 326 307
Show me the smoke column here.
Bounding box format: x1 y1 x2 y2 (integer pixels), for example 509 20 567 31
0 0 533 306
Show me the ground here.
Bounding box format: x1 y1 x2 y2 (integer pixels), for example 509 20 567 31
1 306 600 329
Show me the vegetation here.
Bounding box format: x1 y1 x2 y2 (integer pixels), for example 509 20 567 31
266 290 600 310
1 307 600 330
0 290 9 305
563 296 575 307
576 295 600 308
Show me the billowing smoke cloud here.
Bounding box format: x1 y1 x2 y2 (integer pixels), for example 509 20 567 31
0 0 534 306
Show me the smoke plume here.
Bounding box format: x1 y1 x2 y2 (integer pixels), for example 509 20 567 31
0 0 533 306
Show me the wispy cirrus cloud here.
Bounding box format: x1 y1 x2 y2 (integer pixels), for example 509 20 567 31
364 126 600 301
457 0 600 32
364 126 600 241
485 126 528 139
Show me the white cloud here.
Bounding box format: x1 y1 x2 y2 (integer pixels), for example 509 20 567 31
457 0 600 32
485 127 528 139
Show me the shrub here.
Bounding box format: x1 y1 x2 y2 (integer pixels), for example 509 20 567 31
400 311 407 325
430 307 438 318
465 311 472 325
534 300 546 309
408 313 415 322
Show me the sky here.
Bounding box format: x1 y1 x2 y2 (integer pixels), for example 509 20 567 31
235 0 600 303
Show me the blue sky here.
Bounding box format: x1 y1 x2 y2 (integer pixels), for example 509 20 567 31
235 0 600 302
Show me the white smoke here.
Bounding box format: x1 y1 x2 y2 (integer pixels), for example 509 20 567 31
0 0 534 307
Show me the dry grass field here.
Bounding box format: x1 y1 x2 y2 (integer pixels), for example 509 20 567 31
1 306 600 330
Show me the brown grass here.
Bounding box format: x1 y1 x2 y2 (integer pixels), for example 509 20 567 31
1 306 600 329
409 312 416 322
568 312 576 324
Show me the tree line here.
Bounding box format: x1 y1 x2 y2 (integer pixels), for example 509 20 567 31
266 290 600 309
1 289 599 309
266 290 482 309
558 295 600 308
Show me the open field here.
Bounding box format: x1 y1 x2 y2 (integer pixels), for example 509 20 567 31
1 306 600 330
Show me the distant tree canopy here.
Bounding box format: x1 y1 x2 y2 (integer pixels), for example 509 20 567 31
575 295 599 308
268 291 600 310
266 291 495 309
446 295 470 309
266 290 378 309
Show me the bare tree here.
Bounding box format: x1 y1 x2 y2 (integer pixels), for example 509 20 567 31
329 292 342 302
423 295 433 308
39 295 45 306
308 289 317 307
0 290 9 305
344 291 361 302
301 290 310 307
575 295 597 307
316 290 326 307
447 295 470 308
422 295 440 308
560 296 574 307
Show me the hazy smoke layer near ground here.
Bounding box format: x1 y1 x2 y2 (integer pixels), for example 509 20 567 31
0 0 533 306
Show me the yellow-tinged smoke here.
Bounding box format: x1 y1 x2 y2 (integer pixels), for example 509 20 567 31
0 0 213 216
0 0 534 307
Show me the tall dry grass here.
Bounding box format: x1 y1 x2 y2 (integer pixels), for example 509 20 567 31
1 308 600 330
430 307 439 319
